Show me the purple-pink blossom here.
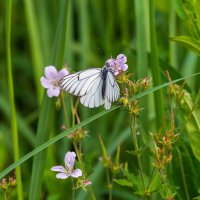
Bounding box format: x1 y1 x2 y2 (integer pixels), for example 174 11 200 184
40 65 69 97
51 151 82 179
82 179 92 186
106 54 128 76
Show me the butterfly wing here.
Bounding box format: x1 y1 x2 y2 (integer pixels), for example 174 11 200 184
59 68 101 96
59 68 120 110
80 76 104 108
104 70 120 110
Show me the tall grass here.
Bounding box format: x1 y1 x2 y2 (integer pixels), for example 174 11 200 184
1 0 200 199
5 0 23 199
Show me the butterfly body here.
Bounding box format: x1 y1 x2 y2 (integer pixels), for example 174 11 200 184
59 64 120 110
101 65 109 99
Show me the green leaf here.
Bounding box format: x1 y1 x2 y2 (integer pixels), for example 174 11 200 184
193 196 200 200
196 0 200 31
149 0 165 129
122 168 148 196
147 172 161 193
28 0 69 199
126 149 142 156
171 35 200 56
181 91 200 161
114 179 133 187
172 0 188 20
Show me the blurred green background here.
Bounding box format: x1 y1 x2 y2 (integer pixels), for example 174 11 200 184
1 0 200 199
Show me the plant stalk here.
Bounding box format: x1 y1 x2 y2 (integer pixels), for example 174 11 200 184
6 0 23 199
130 114 145 191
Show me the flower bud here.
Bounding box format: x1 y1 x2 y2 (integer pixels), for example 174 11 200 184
0 178 8 190
119 97 128 106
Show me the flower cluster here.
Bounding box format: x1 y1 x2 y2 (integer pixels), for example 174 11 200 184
0 173 16 192
106 54 128 76
40 65 69 97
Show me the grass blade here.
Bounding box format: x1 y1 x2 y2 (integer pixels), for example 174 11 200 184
134 0 148 77
24 0 44 102
29 0 69 199
5 0 23 199
149 0 165 129
29 95 53 200
0 95 35 146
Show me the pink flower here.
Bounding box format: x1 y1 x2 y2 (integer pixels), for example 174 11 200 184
106 54 128 76
40 65 69 97
51 151 82 179
82 179 92 186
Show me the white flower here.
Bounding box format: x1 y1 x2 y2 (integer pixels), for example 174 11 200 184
51 151 82 179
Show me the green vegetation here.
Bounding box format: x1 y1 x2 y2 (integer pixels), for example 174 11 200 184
0 0 200 199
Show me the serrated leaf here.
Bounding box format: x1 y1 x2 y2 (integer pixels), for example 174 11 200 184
181 91 200 161
171 35 200 56
114 179 133 187
159 184 176 199
121 168 150 195
147 172 161 193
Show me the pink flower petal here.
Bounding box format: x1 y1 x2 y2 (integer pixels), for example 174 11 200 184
44 66 58 79
58 68 69 79
114 71 119 76
106 58 115 67
65 151 76 171
51 166 66 173
71 169 82 178
83 180 92 186
56 173 70 179
40 77 52 89
47 87 60 97
117 54 127 64
122 64 128 71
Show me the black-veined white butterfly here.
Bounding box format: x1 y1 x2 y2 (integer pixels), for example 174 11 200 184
59 62 120 110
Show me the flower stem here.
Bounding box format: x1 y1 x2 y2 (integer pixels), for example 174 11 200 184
73 141 84 172
177 148 190 200
3 191 7 200
159 168 171 198
71 178 75 200
64 96 96 200
106 168 112 200
72 133 96 199
61 91 70 127
130 114 145 191
146 167 155 192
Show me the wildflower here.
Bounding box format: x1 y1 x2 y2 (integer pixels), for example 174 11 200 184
9 176 16 187
40 65 69 97
140 77 152 91
106 54 128 76
51 151 82 179
82 179 92 187
119 97 129 106
74 179 92 190
0 178 8 190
